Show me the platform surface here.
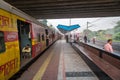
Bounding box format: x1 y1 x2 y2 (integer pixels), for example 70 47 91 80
17 40 98 80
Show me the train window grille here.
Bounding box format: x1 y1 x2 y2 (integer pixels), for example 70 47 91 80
0 31 6 53
42 34 45 41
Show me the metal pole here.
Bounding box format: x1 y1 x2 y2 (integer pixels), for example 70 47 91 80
69 18 71 26
87 21 89 29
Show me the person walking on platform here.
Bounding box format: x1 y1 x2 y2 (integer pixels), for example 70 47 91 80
104 39 113 53
92 37 96 44
65 35 68 43
84 35 87 43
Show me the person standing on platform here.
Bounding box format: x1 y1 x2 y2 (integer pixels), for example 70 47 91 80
93 37 96 44
104 39 113 53
84 35 87 43
65 35 68 43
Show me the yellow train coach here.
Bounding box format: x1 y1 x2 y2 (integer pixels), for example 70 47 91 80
0 1 58 80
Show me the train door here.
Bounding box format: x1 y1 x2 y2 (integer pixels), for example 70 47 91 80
45 29 49 47
17 20 32 63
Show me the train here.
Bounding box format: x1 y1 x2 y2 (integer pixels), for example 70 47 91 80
0 1 60 80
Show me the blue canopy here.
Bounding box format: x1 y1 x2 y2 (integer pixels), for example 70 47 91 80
57 24 80 31
57 24 80 34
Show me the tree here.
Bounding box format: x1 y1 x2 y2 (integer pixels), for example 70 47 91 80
113 32 120 41
40 19 48 26
83 29 94 39
114 21 120 33
96 30 106 40
113 21 120 41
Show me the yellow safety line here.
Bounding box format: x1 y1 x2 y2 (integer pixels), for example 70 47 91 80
33 52 53 80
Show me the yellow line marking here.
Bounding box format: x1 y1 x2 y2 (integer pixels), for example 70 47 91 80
33 52 53 80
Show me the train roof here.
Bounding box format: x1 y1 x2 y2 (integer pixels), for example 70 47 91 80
0 0 46 28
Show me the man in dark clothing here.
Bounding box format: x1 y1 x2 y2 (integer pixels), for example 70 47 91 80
65 35 68 43
84 35 87 43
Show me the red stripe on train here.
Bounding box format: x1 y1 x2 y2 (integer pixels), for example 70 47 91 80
4 31 18 42
32 43 42 57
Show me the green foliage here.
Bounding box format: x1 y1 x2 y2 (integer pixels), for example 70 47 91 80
40 19 48 26
105 29 114 34
83 21 120 42
95 30 106 40
83 29 95 39
114 23 120 33
113 32 120 41
112 21 120 41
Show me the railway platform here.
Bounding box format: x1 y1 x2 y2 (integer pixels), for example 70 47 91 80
10 40 120 80
16 40 99 80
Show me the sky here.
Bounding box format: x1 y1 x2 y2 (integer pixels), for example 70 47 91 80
47 17 120 33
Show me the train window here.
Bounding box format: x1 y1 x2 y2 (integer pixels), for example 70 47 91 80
37 33 41 42
0 31 6 53
42 34 45 41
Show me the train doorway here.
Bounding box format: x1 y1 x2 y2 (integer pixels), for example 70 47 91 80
17 20 32 65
